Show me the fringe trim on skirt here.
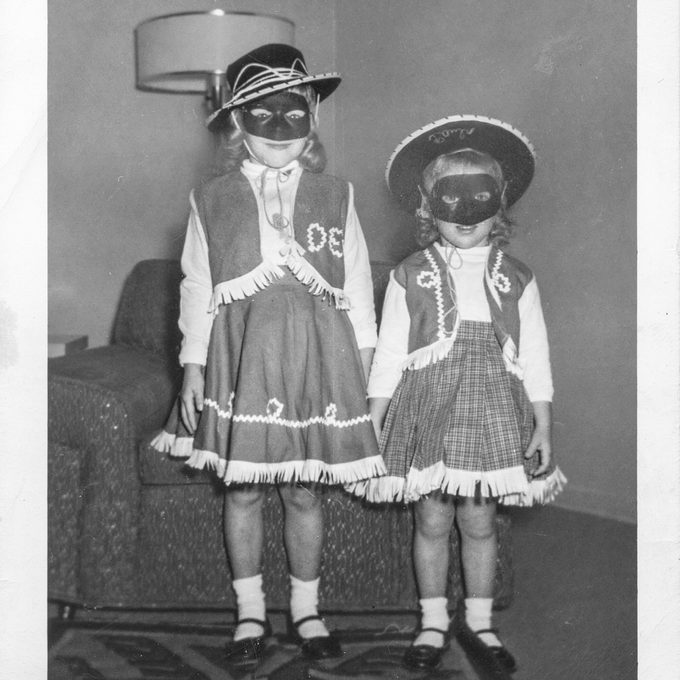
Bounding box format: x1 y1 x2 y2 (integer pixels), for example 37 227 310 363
184 449 386 485
349 463 567 506
150 430 194 457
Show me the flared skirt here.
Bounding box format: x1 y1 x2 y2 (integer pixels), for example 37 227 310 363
350 320 565 504
185 274 383 485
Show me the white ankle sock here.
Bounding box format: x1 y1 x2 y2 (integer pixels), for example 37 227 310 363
232 574 266 641
290 575 329 639
414 597 449 648
465 597 502 647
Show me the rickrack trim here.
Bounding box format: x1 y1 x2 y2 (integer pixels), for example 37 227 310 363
421 248 447 341
490 250 511 293
204 394 371 430
403 249 462 373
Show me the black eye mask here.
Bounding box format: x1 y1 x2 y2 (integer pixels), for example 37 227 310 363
428 173 502 225
241 92 311 141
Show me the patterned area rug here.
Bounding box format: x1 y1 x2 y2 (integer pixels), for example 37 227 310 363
49 626 482 680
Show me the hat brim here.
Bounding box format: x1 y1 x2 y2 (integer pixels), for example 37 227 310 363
386 115 536 213
206 73 341 128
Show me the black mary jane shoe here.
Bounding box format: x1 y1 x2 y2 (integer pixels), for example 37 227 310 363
456 625 517 674
290 615 344 660
224 618 272 664
403 627 449 670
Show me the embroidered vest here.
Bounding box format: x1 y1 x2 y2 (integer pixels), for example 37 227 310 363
194 170 349 290
394 244 533 372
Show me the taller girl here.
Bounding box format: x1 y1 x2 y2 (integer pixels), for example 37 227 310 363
173 44 383 662
353 116 566 673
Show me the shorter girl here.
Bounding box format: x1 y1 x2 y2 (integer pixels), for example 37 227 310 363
351 116 566 673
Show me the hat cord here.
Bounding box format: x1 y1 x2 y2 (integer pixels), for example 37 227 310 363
233 59 309 98
259 167 293 233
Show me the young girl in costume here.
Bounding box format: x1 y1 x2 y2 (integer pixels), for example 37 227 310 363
351 116 566 673
152 43 383 663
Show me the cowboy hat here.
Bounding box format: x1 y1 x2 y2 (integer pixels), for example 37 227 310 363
386 115 536 212
207 43 341 128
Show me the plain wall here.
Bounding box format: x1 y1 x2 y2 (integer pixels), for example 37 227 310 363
49 1 635 522
333 0 636 522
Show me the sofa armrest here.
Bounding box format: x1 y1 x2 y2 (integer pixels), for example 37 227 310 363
48 345 180 605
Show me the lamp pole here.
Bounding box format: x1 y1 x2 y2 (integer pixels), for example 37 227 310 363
206 72 228 114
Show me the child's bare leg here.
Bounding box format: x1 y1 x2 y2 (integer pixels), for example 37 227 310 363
412 492 456 647
278 483 323 579
455 496 497 598
456 497 503 646
455 496 516 670
414 492 457 595
278 483 328 639
224 484 266 640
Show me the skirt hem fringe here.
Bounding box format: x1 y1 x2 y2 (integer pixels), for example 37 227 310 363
348 464 567 506
184 449 387 486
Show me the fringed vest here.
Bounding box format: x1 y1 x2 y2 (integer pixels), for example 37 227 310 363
194 170 350 309
394 244 534 376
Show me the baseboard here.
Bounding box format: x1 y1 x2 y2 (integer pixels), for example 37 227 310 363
552 484 636 524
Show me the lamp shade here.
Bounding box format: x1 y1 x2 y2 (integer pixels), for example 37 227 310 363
135 10 295 94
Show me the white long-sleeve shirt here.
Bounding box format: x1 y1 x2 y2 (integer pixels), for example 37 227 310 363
178 159 377 365
367 243 553 402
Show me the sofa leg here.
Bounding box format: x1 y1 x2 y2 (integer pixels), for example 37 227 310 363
58 604 76 621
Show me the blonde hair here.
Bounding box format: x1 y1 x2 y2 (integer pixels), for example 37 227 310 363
416 148 513 248
210 84 326 176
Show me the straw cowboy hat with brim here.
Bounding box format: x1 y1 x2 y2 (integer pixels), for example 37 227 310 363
386 115 537 214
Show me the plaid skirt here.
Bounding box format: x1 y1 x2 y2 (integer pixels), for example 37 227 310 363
351 320 565 504
183 273 383 485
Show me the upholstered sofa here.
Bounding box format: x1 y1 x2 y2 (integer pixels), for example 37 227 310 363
48 259 513 614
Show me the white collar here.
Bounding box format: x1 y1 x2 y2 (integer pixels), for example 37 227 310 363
435 241 492 260
241 158 300 180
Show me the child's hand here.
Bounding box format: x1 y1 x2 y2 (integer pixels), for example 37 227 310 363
524 401 552 477
180 363 205 434
524 428 552 476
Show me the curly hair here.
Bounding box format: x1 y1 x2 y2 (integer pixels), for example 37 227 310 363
415 148 514 248
209 85 326 176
